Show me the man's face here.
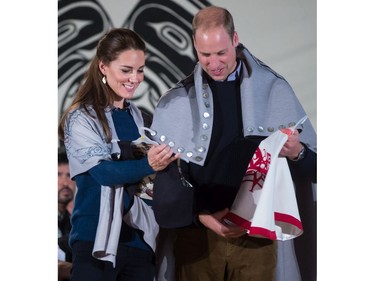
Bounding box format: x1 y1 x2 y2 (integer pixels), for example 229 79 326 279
194 27 239 81
58 163 75 205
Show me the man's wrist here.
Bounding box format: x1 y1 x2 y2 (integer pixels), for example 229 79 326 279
291 144 306 161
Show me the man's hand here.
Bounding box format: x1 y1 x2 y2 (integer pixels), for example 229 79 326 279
279 129 303 160
199 208 247 238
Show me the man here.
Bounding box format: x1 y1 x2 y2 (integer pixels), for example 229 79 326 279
148 6 317 281
58 148 76 281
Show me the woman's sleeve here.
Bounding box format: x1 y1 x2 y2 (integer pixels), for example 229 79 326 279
88 157 154 186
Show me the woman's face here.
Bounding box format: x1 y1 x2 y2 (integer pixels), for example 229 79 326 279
99 49 145 108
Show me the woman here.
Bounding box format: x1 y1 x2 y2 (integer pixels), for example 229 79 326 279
58 28 176 281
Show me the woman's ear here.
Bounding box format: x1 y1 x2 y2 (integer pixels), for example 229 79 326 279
98 60 106 75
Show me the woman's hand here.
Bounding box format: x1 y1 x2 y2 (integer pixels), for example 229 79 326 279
147 143 180 171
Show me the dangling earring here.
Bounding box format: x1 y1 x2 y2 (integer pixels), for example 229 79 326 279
102 76 107 84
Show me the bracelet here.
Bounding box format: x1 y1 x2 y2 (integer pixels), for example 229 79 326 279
291 145 306 161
